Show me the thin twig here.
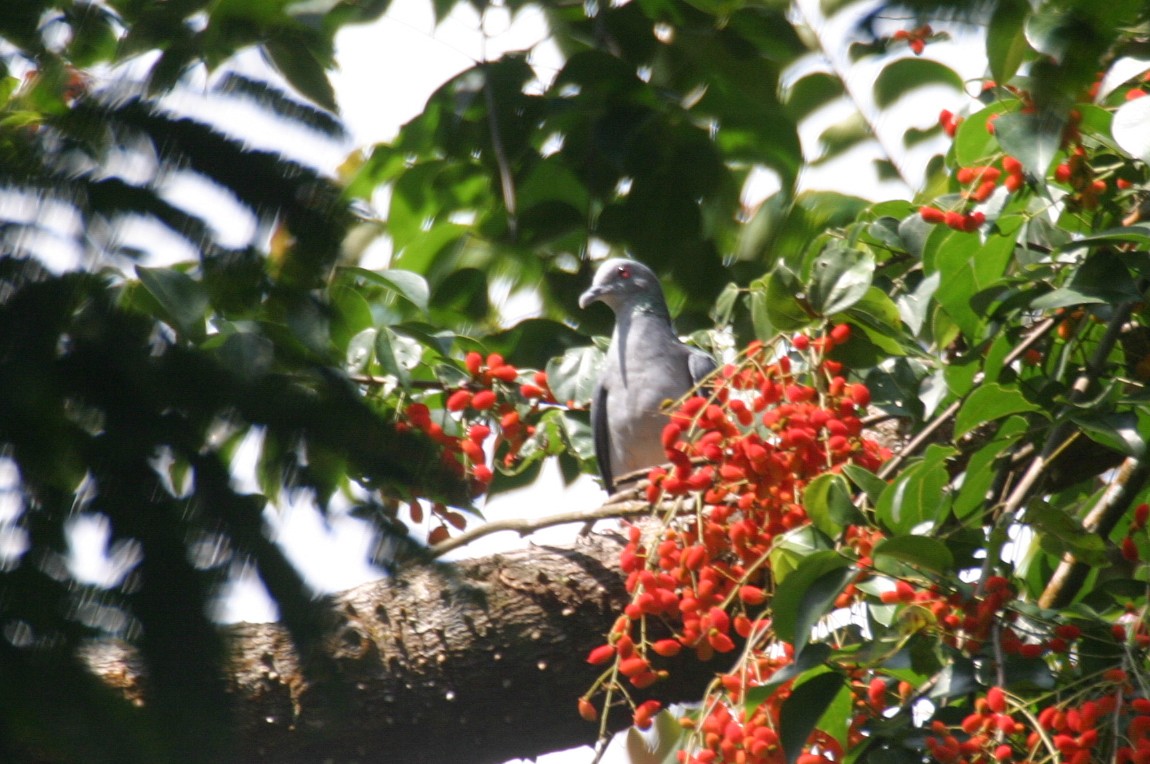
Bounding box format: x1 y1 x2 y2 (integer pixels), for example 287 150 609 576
428 499 657 559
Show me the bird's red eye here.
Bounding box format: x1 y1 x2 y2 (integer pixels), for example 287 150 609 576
617 265 631 279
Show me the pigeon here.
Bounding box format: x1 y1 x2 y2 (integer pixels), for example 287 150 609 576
579 258 717 494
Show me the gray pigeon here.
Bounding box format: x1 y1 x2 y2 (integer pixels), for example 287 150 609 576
579 258 717 494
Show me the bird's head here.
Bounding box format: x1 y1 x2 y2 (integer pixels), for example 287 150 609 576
578 258 664 313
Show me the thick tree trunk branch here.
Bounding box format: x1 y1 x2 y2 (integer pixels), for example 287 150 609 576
82 529 717 764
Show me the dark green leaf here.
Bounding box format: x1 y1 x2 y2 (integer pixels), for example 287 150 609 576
842 464 887 505
342 267 430 313
754 267 811 333
1070 411 1145 458
780 671 845 764
987 0 1032 85
993 110 1066 179
814 112 871 164
953 416 1027 523
744 643 832 717
808 245 875 317
929 657 977 700
954 102 1015 167
772 551 854 649
485 319 589 371
1031 249 1141 309
135 266 209 340
264 37 337 111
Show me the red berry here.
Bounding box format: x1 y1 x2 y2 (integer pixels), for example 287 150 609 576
471 390 497 410
446 390 473 411
920 206 946 223
987 686 1006 714
489 364 519 382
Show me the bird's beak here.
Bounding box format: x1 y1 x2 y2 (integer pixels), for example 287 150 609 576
579 285 604 309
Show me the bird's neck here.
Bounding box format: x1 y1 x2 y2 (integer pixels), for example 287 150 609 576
613 297 675 343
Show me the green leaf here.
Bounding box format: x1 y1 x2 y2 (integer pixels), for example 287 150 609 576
987 0 1031 85
1030 249 1140 309
873 58 963 109
754 267 811 333
804 473 861 537
929 657 977 700
808 245 875 317
485 319 589 371
786 72 845 121
346 327 376 372
954 383 1041 438
953 416 1028 524
1028 502 1110 565
933 230 1014 340
955 102 1015 167
780 670 845 764
842 464 887 505
744 643 832 717
814 112 871 164
374 327 415 387
993 110 1066 179
771 551 854 649
264 36 337 111
546 346 604 408
342 267 430 313
1056 223 1150 252
135 266 209 340
1070 411 1145 458
874 536 954 575
876 445 955 534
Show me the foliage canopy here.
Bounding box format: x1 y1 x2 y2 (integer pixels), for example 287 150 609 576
2 0 1150 762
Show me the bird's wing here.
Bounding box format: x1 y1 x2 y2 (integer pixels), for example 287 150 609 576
591 377 615 494
687 346 718 389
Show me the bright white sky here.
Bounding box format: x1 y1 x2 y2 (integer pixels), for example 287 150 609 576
55 2 988 761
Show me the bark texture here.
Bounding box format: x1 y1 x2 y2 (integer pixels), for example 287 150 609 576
83 530 719 764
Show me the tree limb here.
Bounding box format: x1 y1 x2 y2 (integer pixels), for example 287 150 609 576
78 531 717 764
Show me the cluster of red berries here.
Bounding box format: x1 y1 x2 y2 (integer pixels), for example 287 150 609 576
1121 503 1149 563
919 205 986 232
675 643 847 764
397 351 553 540
917 156 1026 232
938 109 962 137
892 24 932 56
925 682 1150 764
580 326 893 759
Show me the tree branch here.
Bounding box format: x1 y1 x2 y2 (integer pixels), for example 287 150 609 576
78 531 717 764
